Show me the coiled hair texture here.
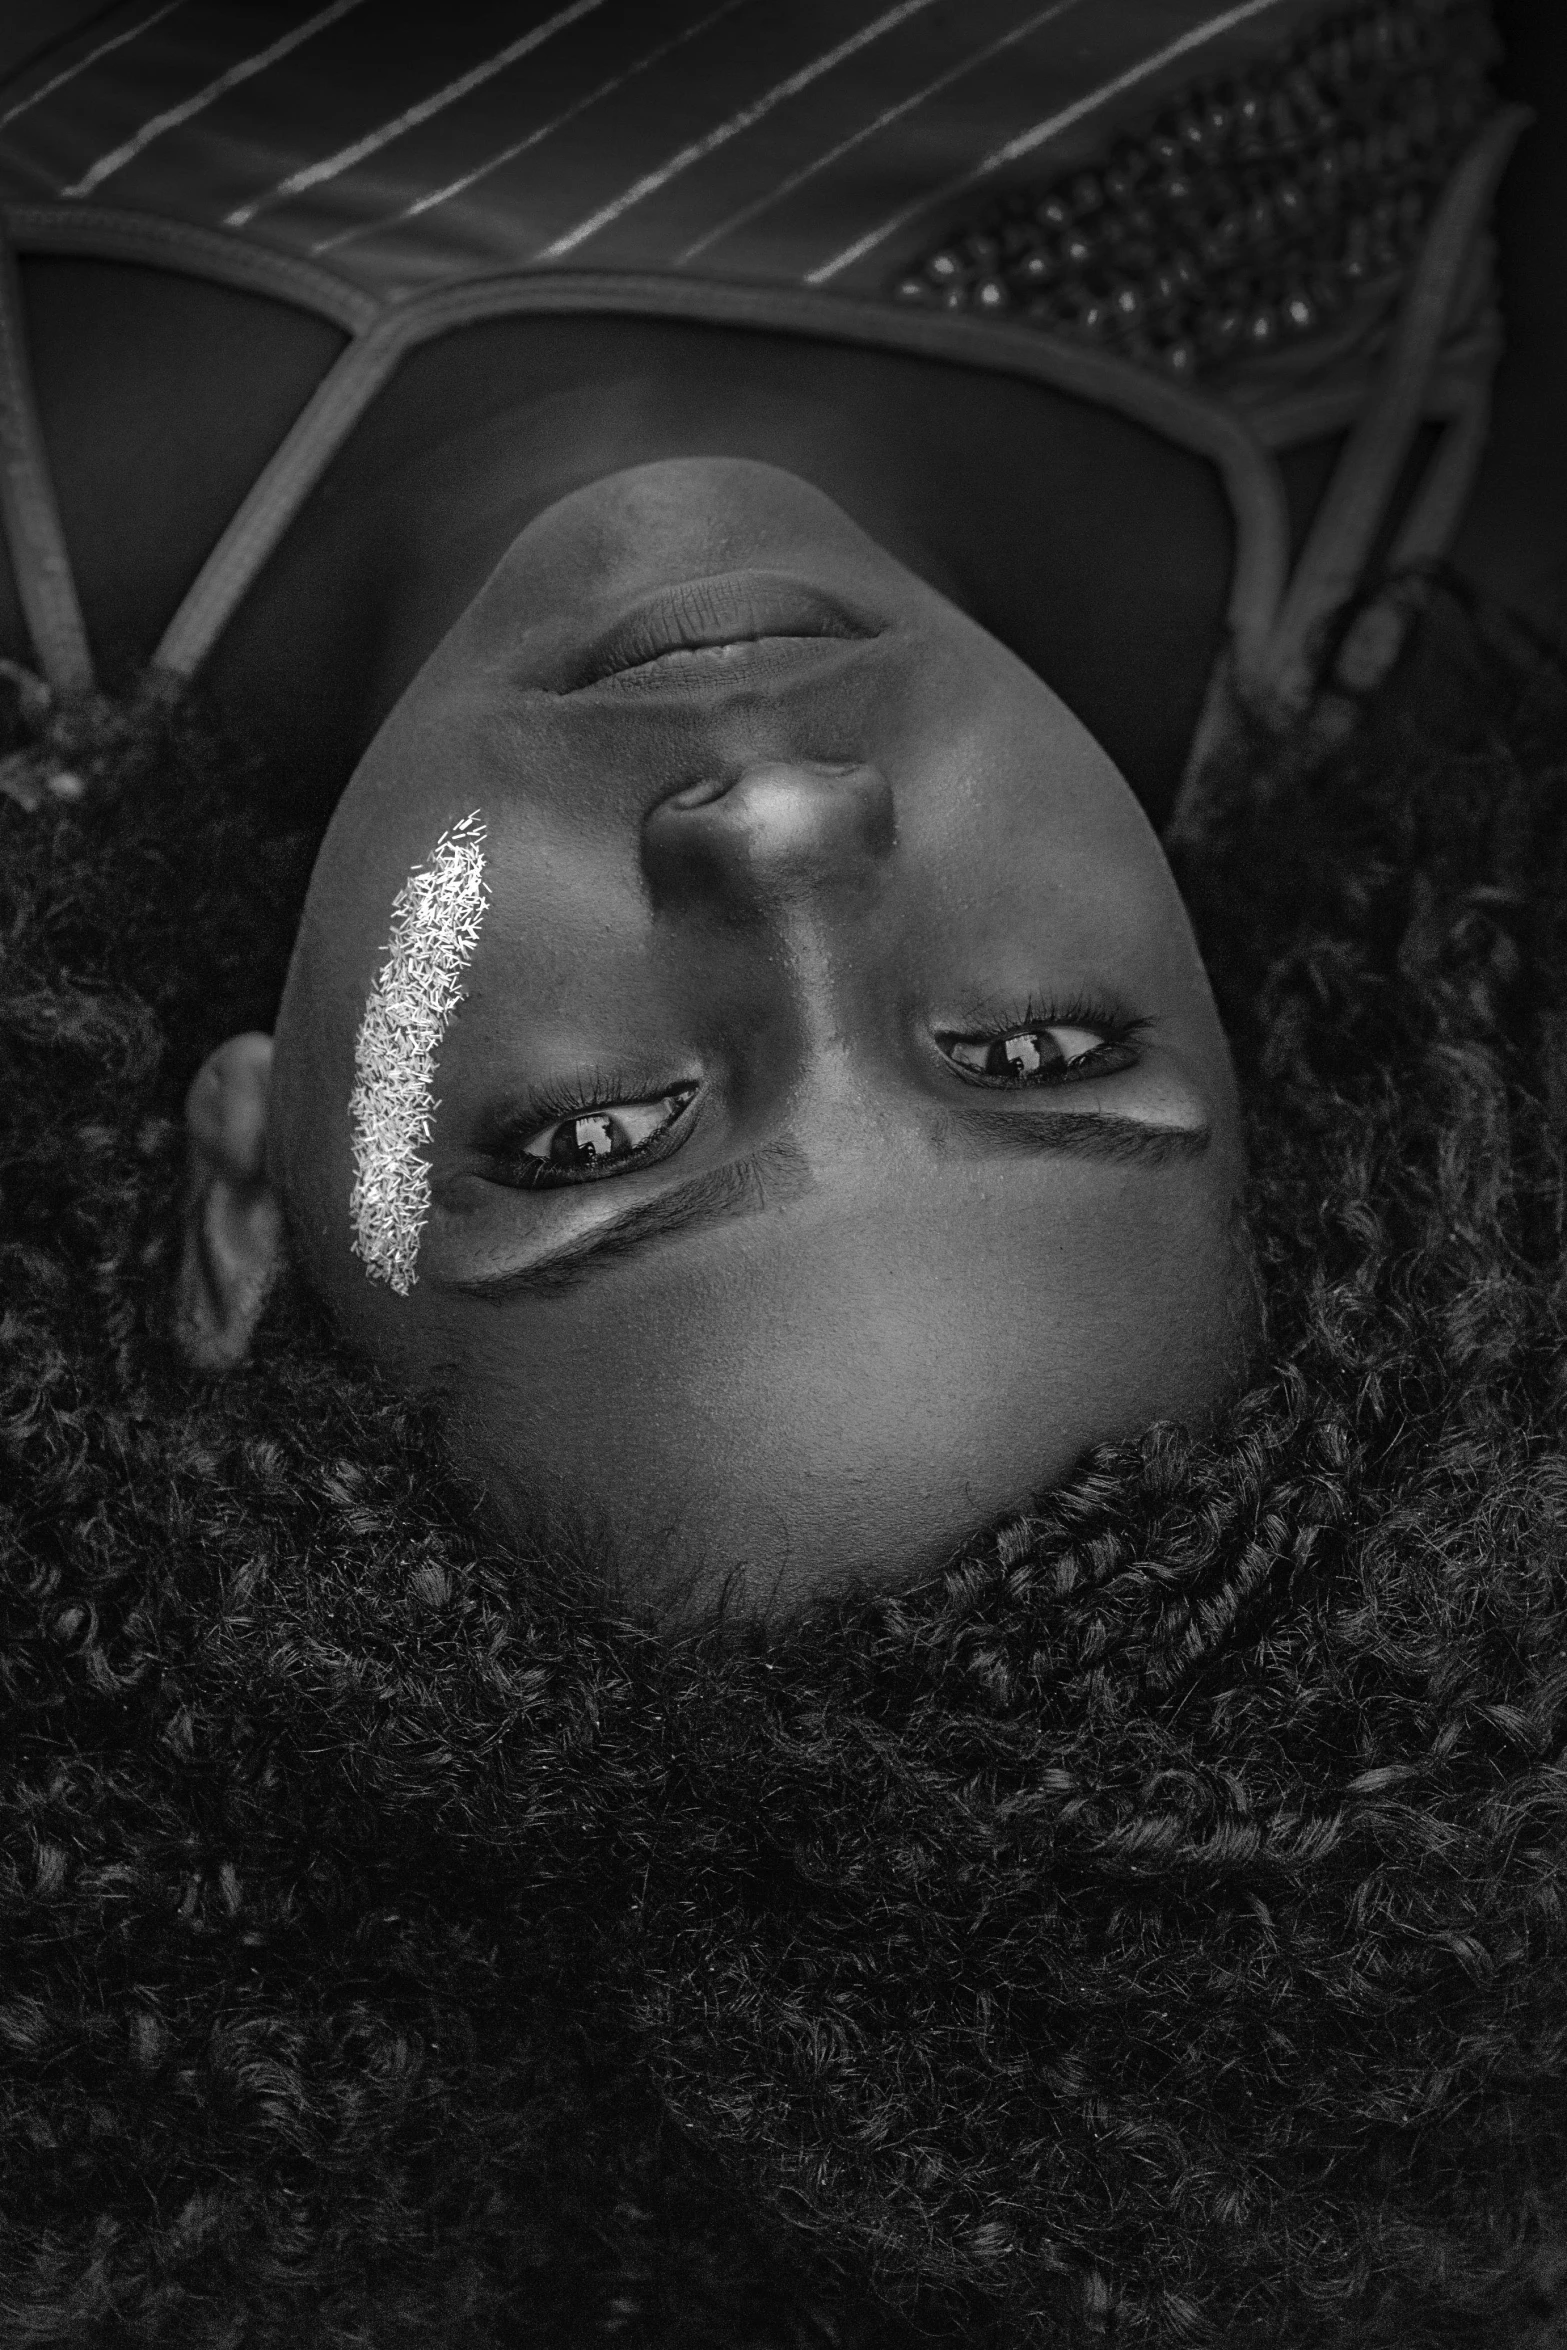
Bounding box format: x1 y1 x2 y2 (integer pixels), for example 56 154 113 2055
4 576 1567 2347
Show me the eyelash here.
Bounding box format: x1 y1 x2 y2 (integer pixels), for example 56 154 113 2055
518 1067 660 1130
488 1071 698 1190
938 994 1150 1079
489 999 1149 1188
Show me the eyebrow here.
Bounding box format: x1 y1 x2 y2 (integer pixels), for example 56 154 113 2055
956 1101 1212 1166
436 1104 1210 1302
440 1134 816 1300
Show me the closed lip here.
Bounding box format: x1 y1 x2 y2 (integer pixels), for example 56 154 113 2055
561 570 878 691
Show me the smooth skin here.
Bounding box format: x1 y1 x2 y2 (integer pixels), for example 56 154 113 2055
184 456 1255 1629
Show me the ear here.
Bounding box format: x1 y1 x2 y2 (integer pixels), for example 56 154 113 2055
174 1032 285 1370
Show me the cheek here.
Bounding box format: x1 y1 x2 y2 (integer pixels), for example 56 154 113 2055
460 824 652 1032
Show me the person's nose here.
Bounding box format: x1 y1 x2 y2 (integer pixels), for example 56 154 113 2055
640 761 895 919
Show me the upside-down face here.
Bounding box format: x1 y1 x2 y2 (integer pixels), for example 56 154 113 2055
265 458 1254 1625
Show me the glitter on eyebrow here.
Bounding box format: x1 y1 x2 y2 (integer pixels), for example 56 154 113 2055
348 810 489 1294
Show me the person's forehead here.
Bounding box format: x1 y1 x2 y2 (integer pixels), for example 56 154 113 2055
424 1120 1224 1316
425 1129 1243 1582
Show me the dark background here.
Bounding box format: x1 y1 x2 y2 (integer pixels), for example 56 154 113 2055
4 1 1561 631
1450 0 1567 635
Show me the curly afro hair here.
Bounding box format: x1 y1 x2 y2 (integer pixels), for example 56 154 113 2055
4 577 1567 2349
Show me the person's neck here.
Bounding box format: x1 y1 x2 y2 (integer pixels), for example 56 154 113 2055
202 310 1233 827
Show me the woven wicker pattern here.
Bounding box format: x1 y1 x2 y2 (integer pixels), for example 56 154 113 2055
891 0 1496 381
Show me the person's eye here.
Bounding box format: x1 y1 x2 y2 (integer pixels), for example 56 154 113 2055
941 1015 1143 1085
505 1087 696 1186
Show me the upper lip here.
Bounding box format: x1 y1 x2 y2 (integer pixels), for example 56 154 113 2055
560 571 877 689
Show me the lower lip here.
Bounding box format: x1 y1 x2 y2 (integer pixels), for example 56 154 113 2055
588 634 870 694
565 571 875 689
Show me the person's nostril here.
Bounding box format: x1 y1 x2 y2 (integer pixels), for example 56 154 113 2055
643 762 895 913
663 758 861 814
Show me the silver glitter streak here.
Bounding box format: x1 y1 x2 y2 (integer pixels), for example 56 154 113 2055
348 811 489 1294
